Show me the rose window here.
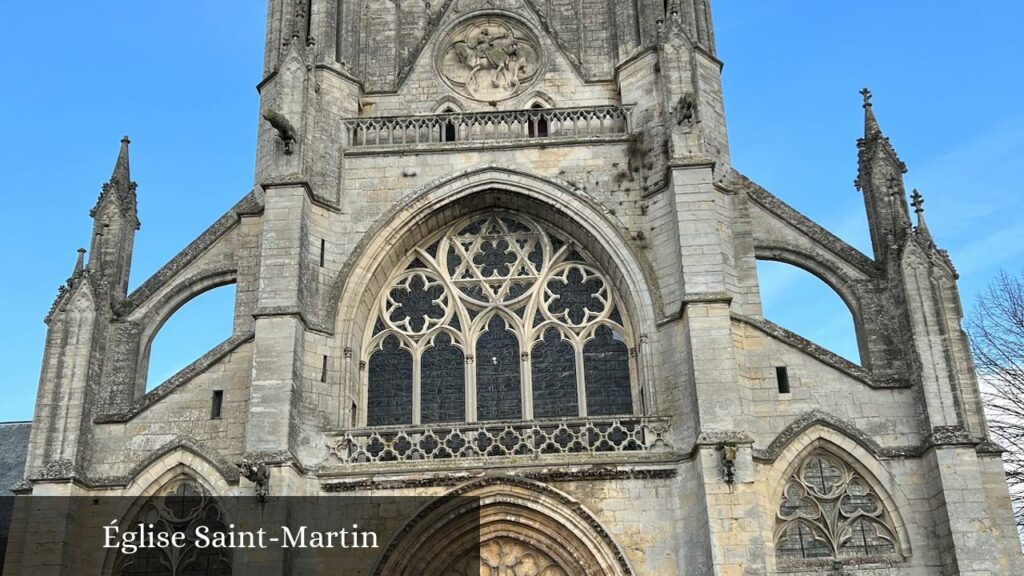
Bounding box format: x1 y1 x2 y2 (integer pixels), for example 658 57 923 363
364 213 636 426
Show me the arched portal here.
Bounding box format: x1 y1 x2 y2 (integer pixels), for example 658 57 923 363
375 479 633 576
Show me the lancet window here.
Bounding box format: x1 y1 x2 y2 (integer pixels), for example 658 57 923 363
363 213 637 426
775 450 900 564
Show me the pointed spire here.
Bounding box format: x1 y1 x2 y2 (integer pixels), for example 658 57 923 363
856 89 912 261
73 248 86 275
110 136 131 188
91 136 139 229
911 189 934 243
861 88 881 137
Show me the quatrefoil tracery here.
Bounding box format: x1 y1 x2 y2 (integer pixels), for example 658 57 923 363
775 451 899 562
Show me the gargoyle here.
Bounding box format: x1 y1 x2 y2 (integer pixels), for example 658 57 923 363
262 108 297 154
239 458 270 502
674 93 697 130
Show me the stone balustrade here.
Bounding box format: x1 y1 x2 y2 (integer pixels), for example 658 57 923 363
326 416 672 465
342 105 633 149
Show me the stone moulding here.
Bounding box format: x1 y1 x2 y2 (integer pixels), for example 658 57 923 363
326 164 665 335
754 410 993 463
95 331 255 424
726 170 880 278
733 313 911 389
319 466 677 492
119 191 263 317
25 436 241 489
370 476 634 576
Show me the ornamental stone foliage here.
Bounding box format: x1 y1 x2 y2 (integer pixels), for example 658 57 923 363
443 538 567 576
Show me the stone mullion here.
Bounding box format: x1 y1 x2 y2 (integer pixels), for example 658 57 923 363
575 338 588 417
465 352 477 423
411 345 422 426
522 345 534 421
628 346 643 416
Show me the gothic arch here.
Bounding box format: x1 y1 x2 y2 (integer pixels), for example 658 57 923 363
122 441 239 498
755 245 868 362
331 167 662 421
761 423 913 567
331 167 660 333
105 466 234 576
374 477 634 576
130 268 238 393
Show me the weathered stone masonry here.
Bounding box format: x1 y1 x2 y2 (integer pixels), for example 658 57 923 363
7 1 1023 575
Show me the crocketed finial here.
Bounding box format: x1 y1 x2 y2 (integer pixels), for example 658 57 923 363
860 88 881 137
73 248 86 274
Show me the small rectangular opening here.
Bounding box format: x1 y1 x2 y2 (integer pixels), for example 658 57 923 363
320 354 329 383
319 239 326 267
350 402 358 427
211 390 224 419
776 366 790 394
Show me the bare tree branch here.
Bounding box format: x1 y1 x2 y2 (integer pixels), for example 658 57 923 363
969 268 1024 532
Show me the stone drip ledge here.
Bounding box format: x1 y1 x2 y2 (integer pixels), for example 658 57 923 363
320 465 678 493
22 436 241 490
342 134 632 156
753 410 997 463
732 313 910 389
95 331 255 424
317 450 686 482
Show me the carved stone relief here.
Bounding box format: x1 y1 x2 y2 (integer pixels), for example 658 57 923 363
442 538 569 576
437 17 543 102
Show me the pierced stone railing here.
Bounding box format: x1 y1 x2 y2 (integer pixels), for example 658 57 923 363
326 417 672 465
342 105 633 148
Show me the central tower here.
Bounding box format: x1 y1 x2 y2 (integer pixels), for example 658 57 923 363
13 2 1023 575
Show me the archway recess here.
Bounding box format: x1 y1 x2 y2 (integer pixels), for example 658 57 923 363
374 479 633 576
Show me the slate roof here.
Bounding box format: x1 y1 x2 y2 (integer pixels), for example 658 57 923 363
0 421 30 494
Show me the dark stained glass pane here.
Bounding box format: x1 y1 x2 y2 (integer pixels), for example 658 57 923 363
776 523 832 559
367 335 413 426
421 333 465 423
583 326 633 416
531 329 579 418
476 316 522 421
546 266 607 325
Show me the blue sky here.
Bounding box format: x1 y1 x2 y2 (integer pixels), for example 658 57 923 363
0 2 1022 421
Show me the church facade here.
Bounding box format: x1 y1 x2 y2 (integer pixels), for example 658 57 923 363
8 1 1023 574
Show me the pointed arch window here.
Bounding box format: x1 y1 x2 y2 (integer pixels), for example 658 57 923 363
362 213 638 425
528 103 550 138
775 449 901 565
113 478 232 576
439 107 459 142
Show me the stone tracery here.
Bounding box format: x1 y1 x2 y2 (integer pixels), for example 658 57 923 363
365 213 635 426
774 449 899 563
112 478 232 576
